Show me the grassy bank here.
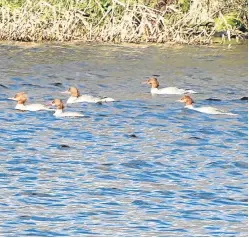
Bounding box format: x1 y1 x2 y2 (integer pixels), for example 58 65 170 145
0 0 247 44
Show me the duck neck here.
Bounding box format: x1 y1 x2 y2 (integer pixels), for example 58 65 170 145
71 91 80 98
54 108 63 115
15 103 26 110
56 103 64 112
185 103 194 109
151 82 159 89
17 99 26 105
151 88 159 93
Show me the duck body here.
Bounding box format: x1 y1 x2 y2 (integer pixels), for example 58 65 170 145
53 109 84 118
62 87 115 104
185 105 237 115
151 87 197 95
66 95 115 104
15 103 53 111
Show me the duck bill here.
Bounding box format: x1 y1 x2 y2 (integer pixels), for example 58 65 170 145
61 91 70 94
141 81 148 85
8 97 17 100
46 102 53 106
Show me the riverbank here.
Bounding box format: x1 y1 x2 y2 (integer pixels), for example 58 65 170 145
0 0 247 44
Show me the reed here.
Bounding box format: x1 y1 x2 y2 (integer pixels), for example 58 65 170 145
0 0 247 44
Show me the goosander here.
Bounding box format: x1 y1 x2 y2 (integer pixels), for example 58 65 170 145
8 92 53 111
143 77 198 95
179 95 237 115
61 87 115 104
50 99 84 117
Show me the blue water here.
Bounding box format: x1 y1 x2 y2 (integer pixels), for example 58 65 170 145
0 43 247 236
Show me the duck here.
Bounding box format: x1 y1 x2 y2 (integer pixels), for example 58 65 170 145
143 77 198 95
178 95 237 115
49 99 84 117
8 92 53 111
61 87 115 104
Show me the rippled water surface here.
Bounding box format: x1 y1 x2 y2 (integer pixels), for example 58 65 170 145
0 42 247 236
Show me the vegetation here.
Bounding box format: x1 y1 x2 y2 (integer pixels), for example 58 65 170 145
0 0 247 44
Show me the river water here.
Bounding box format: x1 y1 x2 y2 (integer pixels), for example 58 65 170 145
0 42 247 236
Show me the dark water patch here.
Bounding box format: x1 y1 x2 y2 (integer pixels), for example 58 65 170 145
206 98 222 101
97 175 117 180
21 191 54 198
180 190 216 200
0 172 8 177
121 160 152 169
206 161 232 169
228 171 242 176
96 114 108 117
212 197 248 206
24 228 67 237
47 74 58 78
19 215 32 220
240 96 248 100
72 229 97 236
30 215 68 222
102 163 114 166
77 211 99 217
59 144 71 149
226 197 248 203
21 83 44 88
98 187 122 195
97 83 108 88
233 161 248 169
201 77 213 81
127 134 138 138
50 82 63 87
0 84 8 88
188 136 202 140
66 77 75 81
132 200 151 207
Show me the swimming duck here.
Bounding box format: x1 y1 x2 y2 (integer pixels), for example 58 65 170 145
143 77 198 95
179 95 237 115
61 87 115 104
50 99 84 117
8 92 53 111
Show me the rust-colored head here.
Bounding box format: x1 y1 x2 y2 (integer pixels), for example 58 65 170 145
68 87 80 97
52 99 64 110
179 95 193 106
146 77 159 88
12 92 27 104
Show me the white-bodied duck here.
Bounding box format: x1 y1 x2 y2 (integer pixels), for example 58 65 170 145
61 87 115 104
179 95 237 115
143 77 198 95
8 92 53 111
49 99 84 117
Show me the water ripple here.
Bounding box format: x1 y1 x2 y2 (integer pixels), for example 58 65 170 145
0 43 247 236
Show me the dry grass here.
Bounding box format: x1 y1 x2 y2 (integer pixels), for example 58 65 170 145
0 0 247 44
